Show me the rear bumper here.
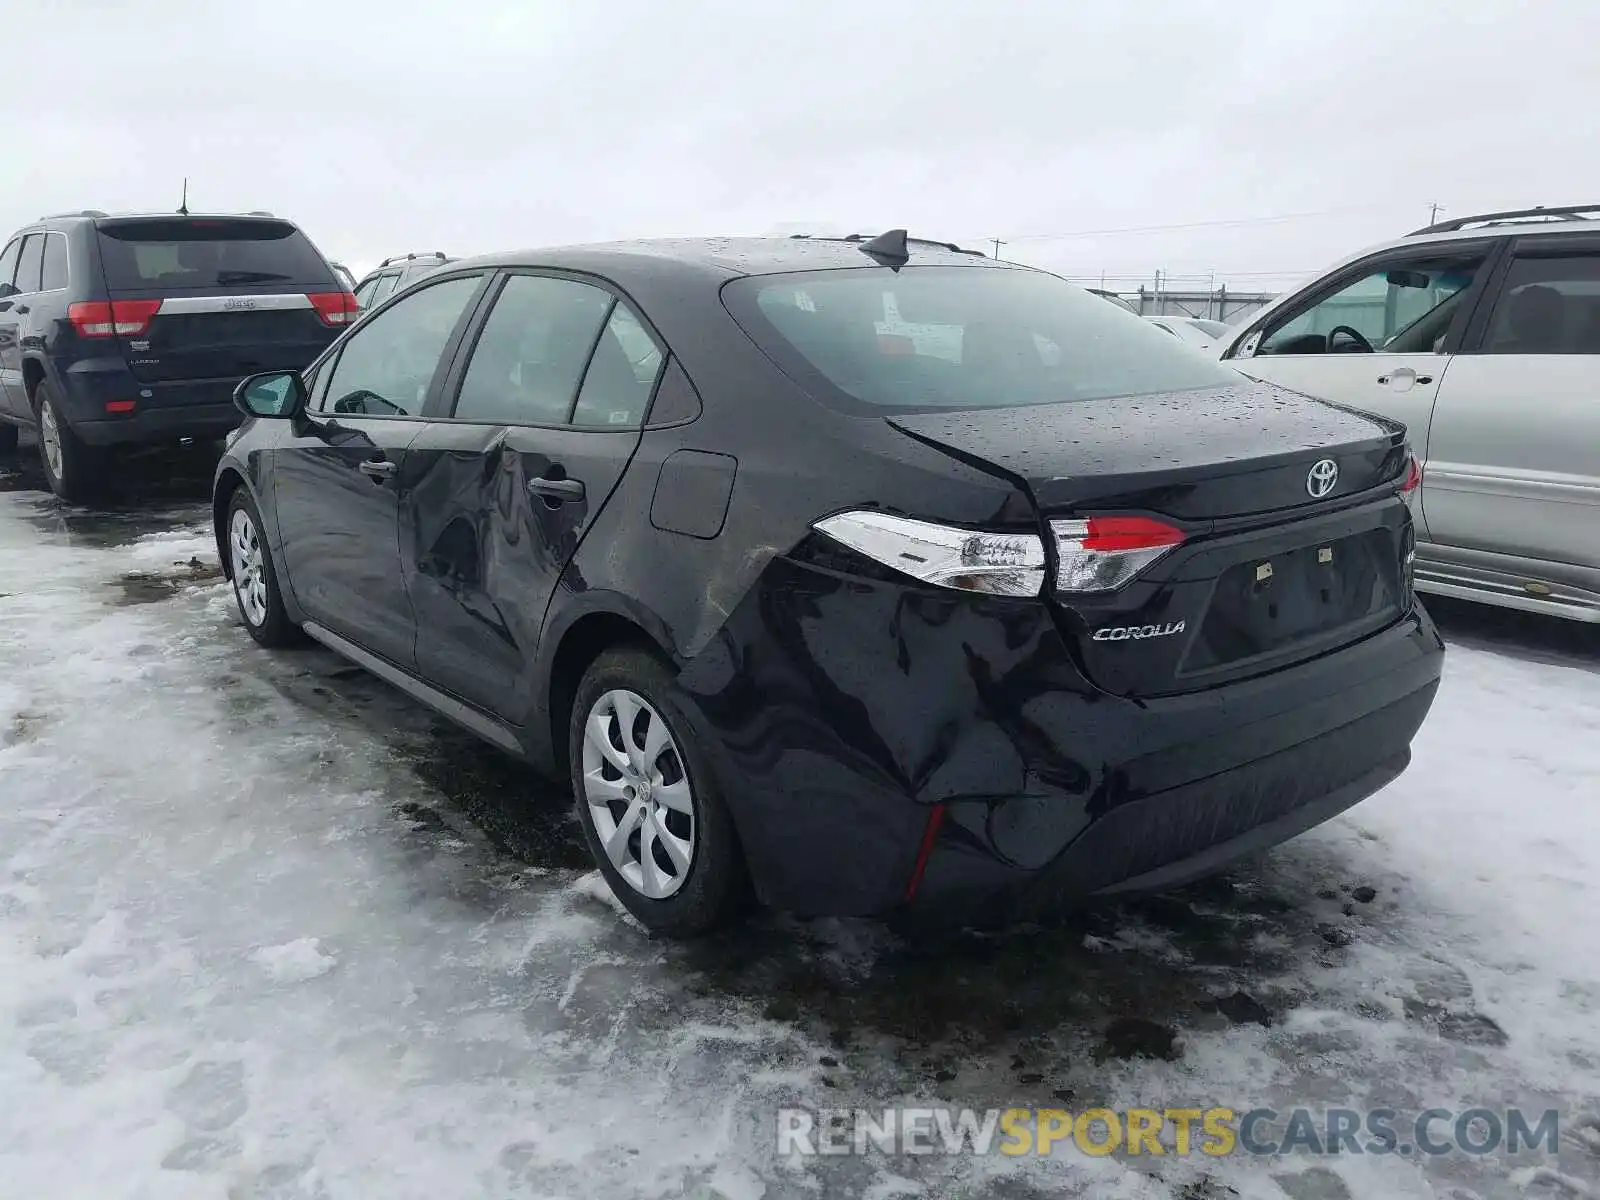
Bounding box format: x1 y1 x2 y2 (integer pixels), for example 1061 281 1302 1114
679 554 1445 920
57 361 242 446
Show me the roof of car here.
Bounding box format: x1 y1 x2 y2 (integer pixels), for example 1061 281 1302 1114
443 235 1012 283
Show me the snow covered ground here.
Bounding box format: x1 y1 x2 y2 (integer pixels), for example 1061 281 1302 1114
2 452 1598 1200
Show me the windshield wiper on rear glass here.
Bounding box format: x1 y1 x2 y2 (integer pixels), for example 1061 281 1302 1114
216 270 292 284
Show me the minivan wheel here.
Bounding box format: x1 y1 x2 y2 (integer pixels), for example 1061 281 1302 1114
35 384 103 503
226 490 300 648
569 648 750 936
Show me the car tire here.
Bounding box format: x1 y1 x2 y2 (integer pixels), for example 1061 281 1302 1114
34 382 103 504
0 422 17 455
569 647 751 937
225 488 301 648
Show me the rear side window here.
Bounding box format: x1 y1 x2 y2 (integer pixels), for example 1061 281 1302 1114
41 234 68 291
95 218 332 290
1481 252 1600 354
453 274 613 425
14 234 44 293
571 303 664 428
722 266 1235 414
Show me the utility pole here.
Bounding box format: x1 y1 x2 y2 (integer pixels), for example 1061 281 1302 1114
990 238 1004 261
1428 201 1444 226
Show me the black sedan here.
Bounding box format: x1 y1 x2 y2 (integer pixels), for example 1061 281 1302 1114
213 231 1444 937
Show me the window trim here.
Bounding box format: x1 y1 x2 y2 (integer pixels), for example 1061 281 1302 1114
309 270 493 421
429 267 672 433
1225 238 1508 360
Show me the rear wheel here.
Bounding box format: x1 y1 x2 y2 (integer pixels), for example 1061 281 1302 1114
226 489 300 648
34 382 103 503
569 647 751 937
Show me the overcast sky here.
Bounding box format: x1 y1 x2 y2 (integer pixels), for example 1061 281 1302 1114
5 0 1594 292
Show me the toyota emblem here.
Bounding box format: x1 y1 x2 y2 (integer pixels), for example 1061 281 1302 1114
1306 458 1340 499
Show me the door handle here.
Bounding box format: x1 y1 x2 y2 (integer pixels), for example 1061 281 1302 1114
358 458 397 482
527 475 585 503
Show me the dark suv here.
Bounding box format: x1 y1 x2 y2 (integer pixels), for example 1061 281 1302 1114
0 210 355 501
353 252 456 311
214 232 1443 937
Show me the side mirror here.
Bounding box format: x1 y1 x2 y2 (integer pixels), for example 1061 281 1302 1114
0 282 17 299
234 370 307 419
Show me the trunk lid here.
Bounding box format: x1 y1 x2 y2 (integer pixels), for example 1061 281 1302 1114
888 382 1415 698
886 381 1407 521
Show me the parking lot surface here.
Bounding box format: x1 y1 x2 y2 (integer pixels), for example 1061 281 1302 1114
2 446 1598 1200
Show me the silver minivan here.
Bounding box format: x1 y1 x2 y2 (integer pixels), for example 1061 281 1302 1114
1215 203 1600 624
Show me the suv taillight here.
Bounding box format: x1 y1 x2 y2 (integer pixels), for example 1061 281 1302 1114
68 299 162 338
812 511 1046 597
307 291 360 328
1051 516 1186 592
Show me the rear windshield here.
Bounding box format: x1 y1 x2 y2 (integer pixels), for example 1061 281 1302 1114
96 218 333 291
722 266 1236 414
1189 318 1231 338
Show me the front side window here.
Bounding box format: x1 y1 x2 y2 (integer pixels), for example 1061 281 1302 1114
353 277 380 308
0 239 20 293
14 234 44 294
1258 251 1486 356
367 272 402 307
1481 252 1600 355
453 274 613 425
722 266 1235 414
318 275 482 417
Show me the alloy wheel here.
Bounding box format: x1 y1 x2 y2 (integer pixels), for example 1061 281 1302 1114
581 688 696 899
229 507 269 627
39 402 63 482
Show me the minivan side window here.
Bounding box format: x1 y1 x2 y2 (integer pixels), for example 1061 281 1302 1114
452 275 614 425
317 275 482 417
14 234 44 294
1480 253 1600 355
1257 251 1486 356
41 233 69 291
0 239 20 294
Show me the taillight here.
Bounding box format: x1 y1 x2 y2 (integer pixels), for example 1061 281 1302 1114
1051 515 1186 592
1399 455 1422 493
67 299 162 338
307 291 360 328
811 511 1047 597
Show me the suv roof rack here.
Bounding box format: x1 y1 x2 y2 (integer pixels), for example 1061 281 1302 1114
379 251 450 268
1411 203 1600 235
788 231 986 257
38 209 108 220
243 210 275 217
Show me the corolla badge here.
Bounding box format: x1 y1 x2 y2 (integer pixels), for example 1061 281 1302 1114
1092 620 1186 643
1306 458 1340 499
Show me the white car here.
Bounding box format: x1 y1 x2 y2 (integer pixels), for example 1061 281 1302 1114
1213 203 1600 623
1145 315 1231 353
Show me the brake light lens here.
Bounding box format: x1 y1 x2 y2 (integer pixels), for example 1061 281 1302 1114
1399 455 1422 494
307 290 360 328
1051 516 1187 592
812 511 1047 597
68 299 162 338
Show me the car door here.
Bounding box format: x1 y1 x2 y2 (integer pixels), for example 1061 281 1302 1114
1420 234 1600 576
271 271 489 668
402 271 664 720
1222 240 1503 536
0 234 36 418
